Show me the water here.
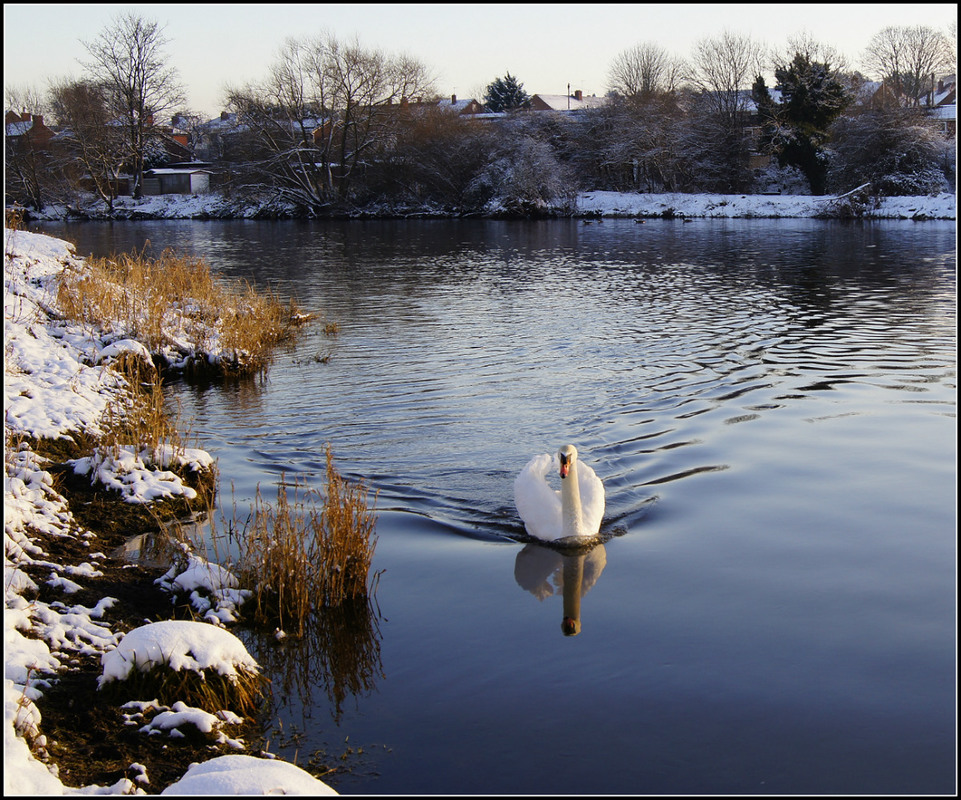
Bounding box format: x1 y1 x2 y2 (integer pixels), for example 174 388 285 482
35 218 956 794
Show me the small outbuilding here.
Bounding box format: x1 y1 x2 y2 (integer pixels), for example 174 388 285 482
142 167 212 195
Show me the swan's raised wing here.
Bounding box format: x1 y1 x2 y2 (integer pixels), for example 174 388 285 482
576 460 606 534
514 453 562 540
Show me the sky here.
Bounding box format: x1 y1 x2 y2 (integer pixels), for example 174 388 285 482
4 3 957 119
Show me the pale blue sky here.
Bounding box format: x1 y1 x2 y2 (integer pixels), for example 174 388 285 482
4 3 956 118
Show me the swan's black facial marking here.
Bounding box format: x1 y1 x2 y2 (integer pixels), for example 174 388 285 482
559 451 571 479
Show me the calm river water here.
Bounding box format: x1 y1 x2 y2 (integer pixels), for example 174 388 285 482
35 218 956 794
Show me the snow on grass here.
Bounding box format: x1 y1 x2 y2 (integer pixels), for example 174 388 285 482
98 619 259 685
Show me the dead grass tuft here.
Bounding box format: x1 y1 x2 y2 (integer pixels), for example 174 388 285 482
232 446 379 637
56 246 308 378
99 658 268 717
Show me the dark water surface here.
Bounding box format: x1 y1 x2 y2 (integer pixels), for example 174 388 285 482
35 218 956 794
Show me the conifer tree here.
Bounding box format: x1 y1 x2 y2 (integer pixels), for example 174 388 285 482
483 72 530 112
753 52 851 194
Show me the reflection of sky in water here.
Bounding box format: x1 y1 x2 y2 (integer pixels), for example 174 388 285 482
34 219 956 795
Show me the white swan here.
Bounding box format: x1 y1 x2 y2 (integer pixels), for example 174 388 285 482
514 445 605 543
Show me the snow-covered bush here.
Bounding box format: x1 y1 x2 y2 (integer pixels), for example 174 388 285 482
471 135 577 215
827 107 953 196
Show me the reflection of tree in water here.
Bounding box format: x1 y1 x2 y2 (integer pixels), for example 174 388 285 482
248 595 384 722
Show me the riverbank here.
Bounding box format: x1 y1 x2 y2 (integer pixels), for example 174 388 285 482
4 228 339 794
16 189 957 222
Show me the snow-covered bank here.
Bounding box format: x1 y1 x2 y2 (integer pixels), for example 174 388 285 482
576 190 957 220
17 189 956 221
4 228 337 794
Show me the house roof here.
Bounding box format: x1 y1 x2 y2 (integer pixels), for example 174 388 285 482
145 168 212 175
5 120 33 137
530 93 607 112
929 103 956 120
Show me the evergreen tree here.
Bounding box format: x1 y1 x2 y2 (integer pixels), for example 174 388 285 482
483 72 530 113
754 53 851 194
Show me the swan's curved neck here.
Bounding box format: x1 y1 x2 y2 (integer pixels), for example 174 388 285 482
560 460 584 537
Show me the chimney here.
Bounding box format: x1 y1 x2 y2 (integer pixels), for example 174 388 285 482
33 114 43 127
574 90 583 102
451 94 457 104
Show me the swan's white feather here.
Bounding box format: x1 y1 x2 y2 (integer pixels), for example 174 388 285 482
514 450 605 541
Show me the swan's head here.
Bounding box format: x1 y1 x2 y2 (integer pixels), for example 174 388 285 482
558 444 578 479
562 616 581 636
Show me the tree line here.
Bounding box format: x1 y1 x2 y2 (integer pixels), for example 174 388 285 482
4 13 956 215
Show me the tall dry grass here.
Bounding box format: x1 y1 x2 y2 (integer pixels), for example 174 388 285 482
56 246 307 378
233 446 379 637
99 352 181 457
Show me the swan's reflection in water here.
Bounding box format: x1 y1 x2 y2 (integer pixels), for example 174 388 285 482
514 542 607 636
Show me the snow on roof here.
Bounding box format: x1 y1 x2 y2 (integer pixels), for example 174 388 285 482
5 120 34 136
929 103 956 120
145 167 213 175
533 93 607 111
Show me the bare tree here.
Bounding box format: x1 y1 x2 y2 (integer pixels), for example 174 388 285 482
48 79 132 212
607 42 685 98
862 24 953 106
772 31 849 75
226 32 435 211
688 30 765 120
4 84 52 209
80 12 185 197
687 30 765 191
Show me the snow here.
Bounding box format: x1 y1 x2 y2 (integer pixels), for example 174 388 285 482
98 620 260 685
21 188 956 221
160 755 338 795
4 227 337 794
576 190 957 219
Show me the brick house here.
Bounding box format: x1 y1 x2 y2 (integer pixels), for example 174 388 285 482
4 111 55 148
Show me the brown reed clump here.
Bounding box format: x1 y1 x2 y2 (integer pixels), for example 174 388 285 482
56 246 307 378
237 446 379 637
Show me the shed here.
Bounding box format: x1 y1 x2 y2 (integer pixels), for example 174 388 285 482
142 167 212 195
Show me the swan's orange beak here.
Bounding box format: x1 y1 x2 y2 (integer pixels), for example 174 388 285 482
559 457 570 479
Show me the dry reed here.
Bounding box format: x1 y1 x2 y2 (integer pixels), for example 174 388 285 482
99 352 180 457
56 246 307 378
235 446 379 636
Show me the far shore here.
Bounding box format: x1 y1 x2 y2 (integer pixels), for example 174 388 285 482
14 189 957 223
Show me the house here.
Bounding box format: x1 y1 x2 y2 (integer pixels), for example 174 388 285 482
142 166 212 195
437 95 486 117
4 111 55 148
528 90 607 113
926 74 956 137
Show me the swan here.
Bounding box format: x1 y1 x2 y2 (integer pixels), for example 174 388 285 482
514 445 605 543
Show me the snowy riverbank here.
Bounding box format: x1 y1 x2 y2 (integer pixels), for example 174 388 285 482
4 228 337 794
17 189 957 221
